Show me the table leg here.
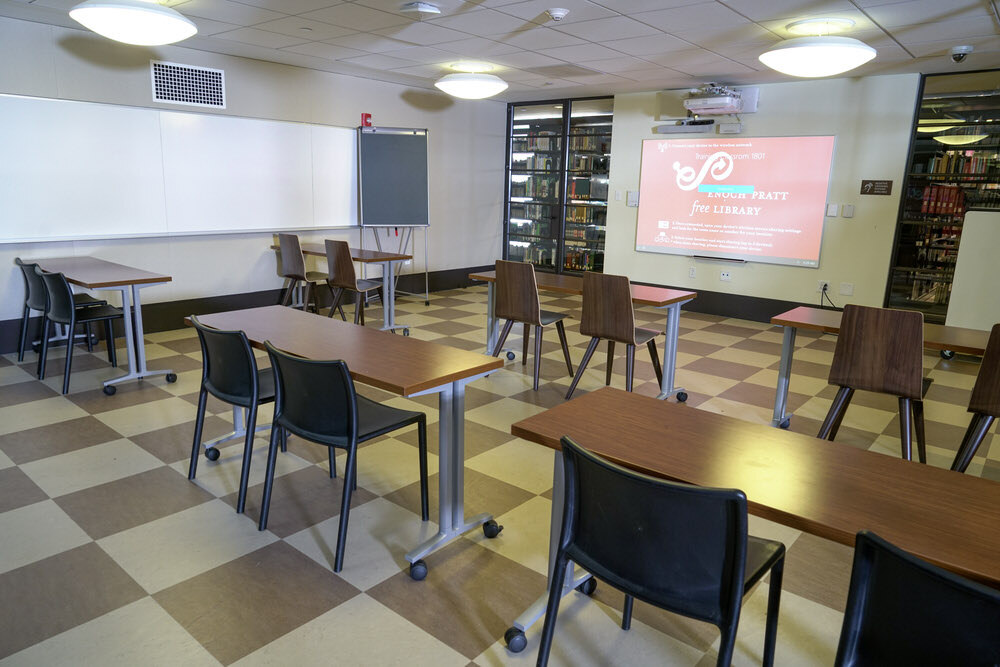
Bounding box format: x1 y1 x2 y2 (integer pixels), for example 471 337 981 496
486 281 497 354
378 260 410 333
770 325 797 428
103 282 174 390
656 299 694 401
203 405 270 451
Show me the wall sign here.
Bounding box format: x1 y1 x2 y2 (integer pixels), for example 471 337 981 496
860 179 892 195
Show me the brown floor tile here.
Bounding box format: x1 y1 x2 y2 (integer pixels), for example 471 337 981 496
153 541 359 665
176 390 234 413
0 416 123 465
384 468 534 525
396 420 515 459
718 382 811 413
31 350 114 378
781 533 853 612
0 355 10 367
131 415 233 464
146 354 203 373
592 585 719 651
66 382 175 415
918 419 971 453
683 357 761 382
933 357 982 375
424 297 479 308
368 539 546 659
434 336 486 351
681 311 726 323
816 385 899 412
508 384 579 409
0 543 146 659
677 340 725 357
770 358 831 380
0 380 58 408
699 323 764 339
158 338 203 354
227 465 378 538
924 382 973 407
801 337 837 352
422 320 481 336
981 459 1000 483
731 338 784 356
0 467 48 513
423 307 481 321
55 466 213 540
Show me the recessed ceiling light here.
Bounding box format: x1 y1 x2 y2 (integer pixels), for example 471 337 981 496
434 73 508 99
69 0 197 46
450 61 495 73
786 17 855 36
400 2 441 15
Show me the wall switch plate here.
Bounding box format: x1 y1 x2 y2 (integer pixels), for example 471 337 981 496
626 191 640 207
840 282 854 296
718 122 743 134
817 280 830 293
688 267 697 278
614 190 622 201
842 204 855 218
720 271 731 282
826 203 839 217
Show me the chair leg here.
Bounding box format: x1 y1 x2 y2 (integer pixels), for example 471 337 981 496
762 556 784 667
354 292 363 325
61 323 75 395
17 305 30 362
522 323 530 366
818 387 854 440
236 404 258 514
328 447 337 478
716 620 740 667
258 424 282 531
303 282 313 313
491 320 514 358
536 552 571 667
104 320 117 367
280 428 288 453
899 397 913 461
37 318 50 379
911 399 927 464
278 278 294 306
606 340 615 386
566 337 600 400
327 286 347 320
625 344 636 392
333 446 357 573
417 416 429 521
952 414 993 472
647 339 663 387
533 324 544 391
85 322 94 352
621 594 634 631
555 320 574 377
188 388 209 480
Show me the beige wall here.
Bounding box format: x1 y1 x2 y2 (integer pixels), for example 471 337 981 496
0 16 505 321
605 74 921 307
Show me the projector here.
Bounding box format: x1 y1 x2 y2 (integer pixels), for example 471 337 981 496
683 94 742 115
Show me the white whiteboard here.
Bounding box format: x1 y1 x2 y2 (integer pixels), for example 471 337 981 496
0 94 358 242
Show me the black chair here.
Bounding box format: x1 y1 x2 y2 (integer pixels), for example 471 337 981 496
536 436 785 667
35 268 122 395
259 342 429 572
15 257 105 362
835 531 1000 666
188 315 277 514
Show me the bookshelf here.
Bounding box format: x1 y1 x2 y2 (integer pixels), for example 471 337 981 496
886 70 1000 322
503 97 612 273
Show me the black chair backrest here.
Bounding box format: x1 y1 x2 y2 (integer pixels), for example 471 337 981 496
190 315 259 408
835 531 1000 666
36 268 76 325
15 258 46 311
265 341 358 446
558 436 748 627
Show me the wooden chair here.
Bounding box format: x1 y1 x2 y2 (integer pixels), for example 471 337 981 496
325 239 383 326
565 272 663 400
951 323 1000 472
818 305 927 462
490 260 574 391
275 233 329 312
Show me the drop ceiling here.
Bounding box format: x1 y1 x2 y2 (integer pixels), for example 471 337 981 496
3 0 1000 101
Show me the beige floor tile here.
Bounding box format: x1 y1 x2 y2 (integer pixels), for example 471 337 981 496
0 365 35 387
0 396 88 436
747 514 802 549
158 368 205 397
144 329 198 343
339 437 439 496
673 369 739 397
744 368 779 388
708 347 777 369
38 365 133 395
96 397 201 437
465 495 553 577
168 437 310 499
0 597 220 667
0 500 90 575
97 499 278 593
233 595 466 667
721 318 771 331
795 397 895 434
467 439 555 495
473 370 539 398
928 368 977 391
0 449 12 470
791 347 835 367
465 397 548 433
679 330 743 347
20 439 161 498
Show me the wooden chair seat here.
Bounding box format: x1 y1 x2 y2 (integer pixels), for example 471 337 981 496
951 322 1000 472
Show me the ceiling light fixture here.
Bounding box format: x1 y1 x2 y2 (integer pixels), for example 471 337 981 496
69 0 197 46
916 119 958 133
400 2 441 16
435 62 507 99
934 134 988 146
759 18 875 78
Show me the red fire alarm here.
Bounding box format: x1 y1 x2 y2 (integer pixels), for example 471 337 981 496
361 113 372 127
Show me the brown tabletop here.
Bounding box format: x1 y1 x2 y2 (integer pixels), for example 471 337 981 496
772 306 989 355
189 306 501 396
512 386 1000 587
271 243 412 263
35 257 172 289
468 270 696 308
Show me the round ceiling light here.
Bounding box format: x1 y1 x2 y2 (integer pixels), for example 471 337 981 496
759 36 876 78
69 0 197 46
450 61 495 73
786 17 855 36
434 73 508 99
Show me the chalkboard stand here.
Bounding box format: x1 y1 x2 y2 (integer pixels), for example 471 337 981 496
361 225 430 306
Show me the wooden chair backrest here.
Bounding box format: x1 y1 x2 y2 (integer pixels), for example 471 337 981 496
276 233 306 281
580 271 636 343
829 305 923 399
325 240 357 290
969 323 1000 417
494 260 541 325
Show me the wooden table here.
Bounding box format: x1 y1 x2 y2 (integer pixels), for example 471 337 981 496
275 243 413 334
503 386 1000 650
469 270 697 401
191 305 504 574
769 306 990 429
35 257 174 394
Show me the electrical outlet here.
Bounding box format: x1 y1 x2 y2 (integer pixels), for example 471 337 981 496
688 267 697 278
840 282 854 296
720 271 732 282
817 280 830 293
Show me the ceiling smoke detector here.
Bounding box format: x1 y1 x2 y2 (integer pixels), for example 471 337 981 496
400 2 441 16
546 8 569 21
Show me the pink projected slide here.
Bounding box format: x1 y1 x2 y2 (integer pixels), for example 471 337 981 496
635 136 836 267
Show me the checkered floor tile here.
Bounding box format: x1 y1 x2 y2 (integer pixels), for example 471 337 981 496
0 286 995 665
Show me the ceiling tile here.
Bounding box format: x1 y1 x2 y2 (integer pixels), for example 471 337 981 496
489 51 566 68
644 48 735 68
890 16 1000 45
434 36 522 57
552 16 661 41
429 8 533 35
184 16 242 36
497 27 587 49
168 0 287 26
495 0 618 25
537 42 627 62
562 72 630 85
380 45 456 63
387 63 449 78
232 0 346 13
673 59 756 77
681 24 781 51
598 33 693 56
581 55 661 73
281 41 367 60
301 3 411 31
324 32 413 52
213 26 310 48
589 0 705 12
253 16 356 41
374 20 471 45
720 0 856 22
340 52 415 69
634 3 749 33
905 35 1000 58
353 0 482 18
865 0 987 29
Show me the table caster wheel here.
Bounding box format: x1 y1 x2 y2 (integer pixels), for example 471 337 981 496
504 627 527 653
166 372 177 383
409 560 427 581
576 577 597 596
403 328 410 337
779 418 791 429
506 351 516 361
676 391 688 403
483 519 503 538
205 447 220 461
103 385 116 396
940 350 955 360
424 300 430 306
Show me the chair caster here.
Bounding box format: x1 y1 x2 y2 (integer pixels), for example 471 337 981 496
403 328 410 337
779 417 791 429
676 391 688 403
103 385 116 396
166 373 177 383
483 519 503 538
504 627 527 653
409 559 428 581
940 350 955 360
506 351 516 361
205 447 220 461
576 577 597 596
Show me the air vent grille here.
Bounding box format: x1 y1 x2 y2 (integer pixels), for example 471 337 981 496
151 60 226 108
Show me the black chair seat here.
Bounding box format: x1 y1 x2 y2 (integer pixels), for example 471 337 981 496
744 536 786 591
539 309 568 326
634 327 661 346
73 293 106 307
74 304 124 324
358 395 423 441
